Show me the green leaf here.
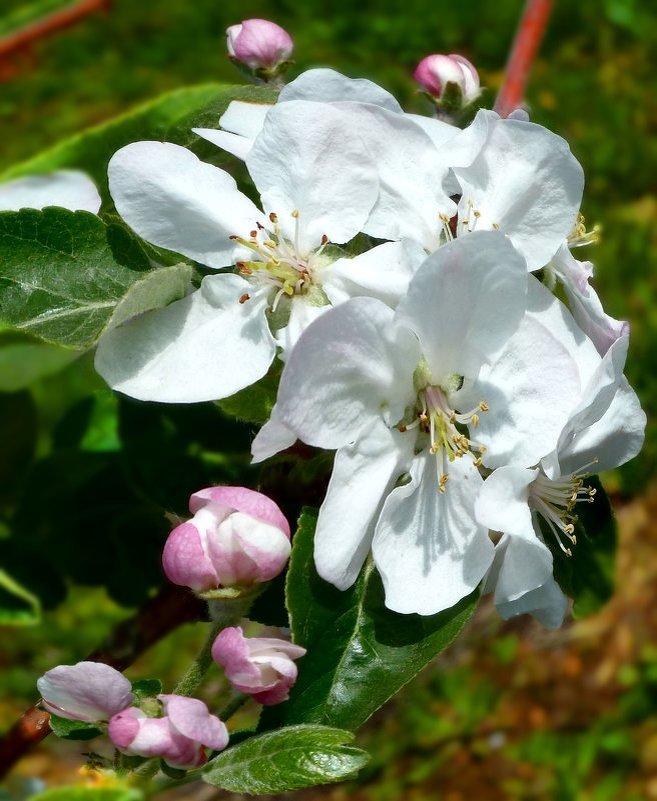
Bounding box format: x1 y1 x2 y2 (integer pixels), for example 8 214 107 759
1 84 276 205
48 714 102 741
0 569 40 625
0 208 192 349
203 725 369 793
131 678 163 702
0 332 79 391
546 475 617 617
216 363 281 424
30 788 142 801
262 509 478 732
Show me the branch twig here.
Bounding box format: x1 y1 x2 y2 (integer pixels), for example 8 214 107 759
0 0 110 61
0 584 204 779
494 0 554 118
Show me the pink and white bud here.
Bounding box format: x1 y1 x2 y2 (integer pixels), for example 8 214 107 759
37 661 135 722
413 54 480 104
108 694 228 770
226 19 293 71
162 486 291 594
212 626 306 705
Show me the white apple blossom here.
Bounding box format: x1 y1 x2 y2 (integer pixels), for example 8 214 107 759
95 99 430 403
257 232 590 615
198 73 584 267
475 313 645 626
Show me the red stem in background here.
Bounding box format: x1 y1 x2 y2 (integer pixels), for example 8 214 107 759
0 0 110 61
494 0 554 118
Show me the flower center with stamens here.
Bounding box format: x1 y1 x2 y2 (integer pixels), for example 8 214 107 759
568 212 600 248
399 373 488 493
438 199 499 246
230 210 330 311
528 466 597 556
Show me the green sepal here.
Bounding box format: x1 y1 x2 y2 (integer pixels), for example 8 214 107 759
48 714 103 741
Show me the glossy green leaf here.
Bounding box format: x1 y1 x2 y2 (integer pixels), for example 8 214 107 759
0 569 41 625
0 208 192 349
216 363 281 424
48 714 102 741
262 509 478 732
1 84 275 205
546 475 617 617
203 725 369 793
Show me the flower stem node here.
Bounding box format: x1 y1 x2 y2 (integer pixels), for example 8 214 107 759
226 19 294 83
162 486 291 596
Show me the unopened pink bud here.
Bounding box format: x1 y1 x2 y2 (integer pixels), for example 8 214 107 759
37 662 135 722
212 626 306 705
162 486 291 594
413 54 480 104
108 695 228 770
226 19 293 71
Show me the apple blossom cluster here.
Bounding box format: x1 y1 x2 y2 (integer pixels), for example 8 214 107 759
91 58 645 632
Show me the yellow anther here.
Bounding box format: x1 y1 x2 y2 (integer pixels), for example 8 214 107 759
479 401 489 412
291 209 300 218
269 212 278 223
492 223 500 230
471 414 480 428
473 210 481 218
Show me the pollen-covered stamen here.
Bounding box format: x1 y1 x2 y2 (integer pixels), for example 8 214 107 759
417 385 488 492
230 210 326 303
568 212 601 248
529 464 598 556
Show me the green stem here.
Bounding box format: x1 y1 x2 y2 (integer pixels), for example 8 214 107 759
172 621 222 697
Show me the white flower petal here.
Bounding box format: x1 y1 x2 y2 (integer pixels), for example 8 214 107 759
192 128 253 160
108 141 266 269
321 239 427 309
246 100 379 252
496 577 568 629
251 405 297 463
404 113 460 149
564 280 629 357
279 68 403 112
276 297 420 449
475 465 538 541
541 334 630 478
453 117 584 270
486 532 554 606
555 376 646 476
274 297 328 359
396 231 527 380
457 291 583 469
0 171 101 213
327 102 454 249
220 100 272 138
95 274 276 402
373 452 494 615
315 423 414 590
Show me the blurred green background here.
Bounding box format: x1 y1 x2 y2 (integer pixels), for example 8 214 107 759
0 1 656 799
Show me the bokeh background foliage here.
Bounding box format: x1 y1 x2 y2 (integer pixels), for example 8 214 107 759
0 0 656 799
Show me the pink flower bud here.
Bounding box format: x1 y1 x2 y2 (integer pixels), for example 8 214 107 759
413 54 480 104
162 486 291 594
226 19 293 71
108 694 228 770
212 626 306 705
37 661 135 722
